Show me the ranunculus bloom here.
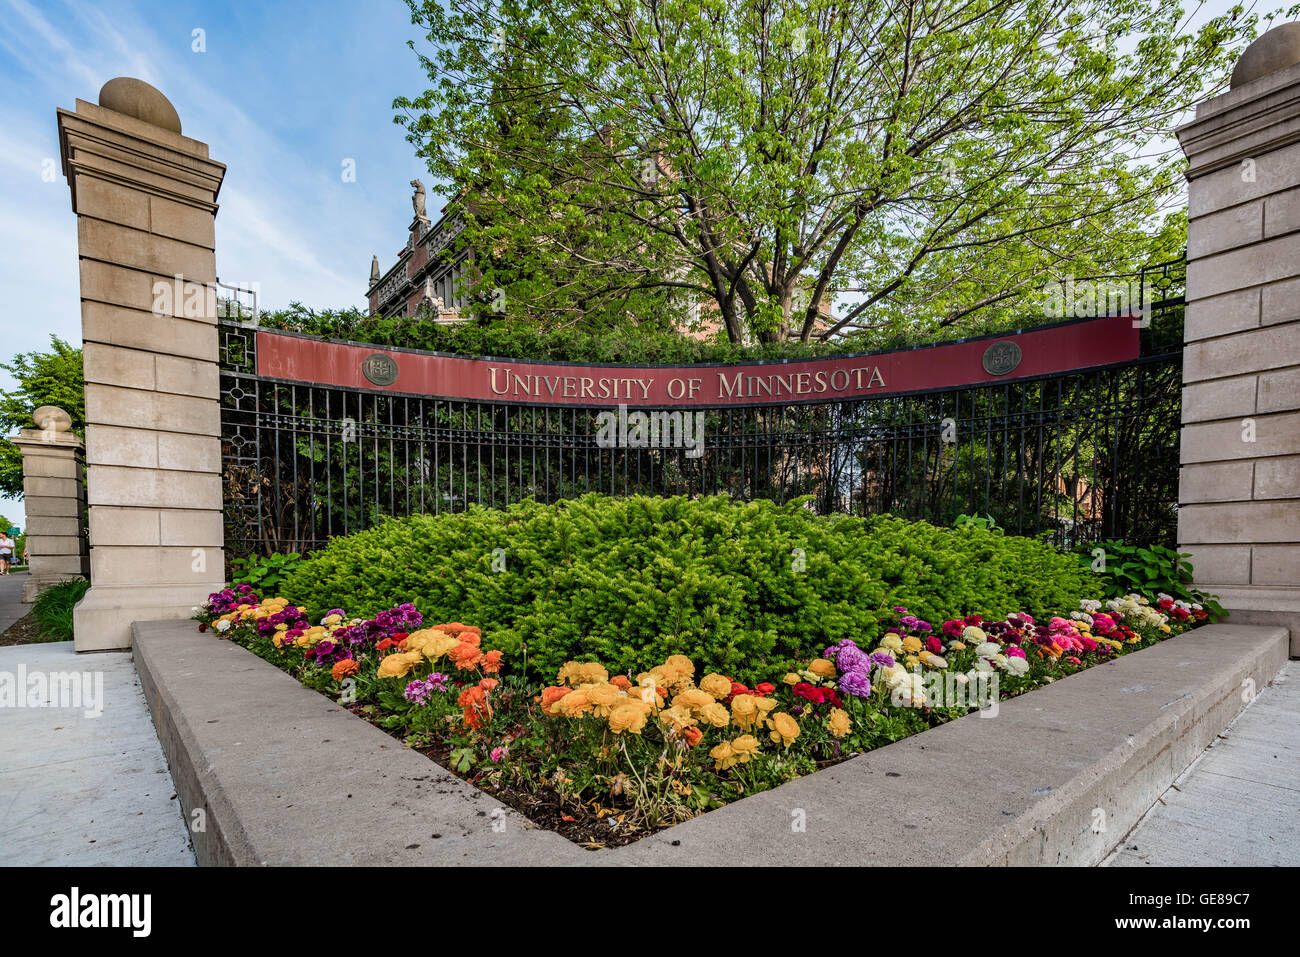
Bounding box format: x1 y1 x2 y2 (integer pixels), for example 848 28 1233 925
331 659 360 681
767 712 799 747
376 650 422 679
610 675 632 690
710 741 737 770
730 694 760 729
539 685 572 715
480 649 504 674
682 726 703 747
808 658 837 679
699 673 733 699
698 702 730 727
827 708 852 738
449 641 482 670
730 735 761 762
607 701 649 734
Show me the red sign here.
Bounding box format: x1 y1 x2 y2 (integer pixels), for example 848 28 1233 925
254 316 1140 408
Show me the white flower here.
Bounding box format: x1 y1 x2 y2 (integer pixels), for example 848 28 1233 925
1070 611 1094 625
1004 656 1029 676
1080 599 1102 613
974 641 1001 658
971 658 995 674
962 625 987 642
215 619 230 633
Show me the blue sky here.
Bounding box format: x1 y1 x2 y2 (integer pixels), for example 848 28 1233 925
0 0 447 528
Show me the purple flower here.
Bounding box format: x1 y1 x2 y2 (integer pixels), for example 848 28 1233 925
869 652 896 669
838 669 872 698
404 678 434 705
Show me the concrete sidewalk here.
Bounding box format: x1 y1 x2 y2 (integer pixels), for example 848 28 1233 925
1106 661 1298 867
0 640 195 866
0 571 31 634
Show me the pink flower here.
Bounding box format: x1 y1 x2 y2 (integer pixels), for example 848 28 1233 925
1066 656 1082 665
490 746 507 762
1006 646 1026 659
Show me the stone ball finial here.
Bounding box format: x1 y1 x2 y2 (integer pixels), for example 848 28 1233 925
1231 22 1300 89
97 77 182 133
33 406 72 433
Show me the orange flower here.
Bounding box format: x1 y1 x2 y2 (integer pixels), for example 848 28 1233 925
331 659 360 681
478 677 499 692
449 641 482 670
481 649 504 674
539 685 571 715
610 675 632 690
682 726 703 747
457 685 492 729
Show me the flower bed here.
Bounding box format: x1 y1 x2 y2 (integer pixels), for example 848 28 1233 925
195 588 1207 848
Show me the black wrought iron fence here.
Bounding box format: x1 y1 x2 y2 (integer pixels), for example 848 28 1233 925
219 261 1184 558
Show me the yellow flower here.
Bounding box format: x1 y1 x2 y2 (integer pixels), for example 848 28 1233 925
699 673 733 699
808 658 836 679
698 701 730 728
586 683 622 717
827 708 851 738
904 654 919 668
710 741 737 771
901 635 923 654
558 689 594 717
731 735 761 763
672 688 715 715
659 705 698 732
767 712 799 747
879 633 903 652
949 640 967 651
663 655 695 680
782 672 800 685
730 694 760 729
558 661 609 686
376 650 423 679
607 701 649 735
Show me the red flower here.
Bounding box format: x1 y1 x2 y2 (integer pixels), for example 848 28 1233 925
925 636 942 654
755 682 775 695
376 637 393 652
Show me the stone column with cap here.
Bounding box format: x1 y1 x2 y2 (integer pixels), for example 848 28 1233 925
1176 23 1300 655
57 78 227 651
7 407 91 603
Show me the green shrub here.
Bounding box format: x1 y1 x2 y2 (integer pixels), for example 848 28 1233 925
280 495 1096 683
31 577 91 643
229 551 306 593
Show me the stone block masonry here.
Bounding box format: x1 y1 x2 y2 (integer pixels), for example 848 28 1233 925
1177 26 1300 656
57 79 227 651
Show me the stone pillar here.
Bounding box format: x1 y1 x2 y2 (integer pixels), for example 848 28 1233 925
8 407 91 602
1176 24 1300 656
58 78 227 652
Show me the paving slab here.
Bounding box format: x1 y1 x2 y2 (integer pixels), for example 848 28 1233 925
0 572 31 634
134 619 1287 866
0 640 195 866
1105 661 1299 867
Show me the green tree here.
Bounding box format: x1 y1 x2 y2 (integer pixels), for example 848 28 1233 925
395 0 1270 344
0 336 84 498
